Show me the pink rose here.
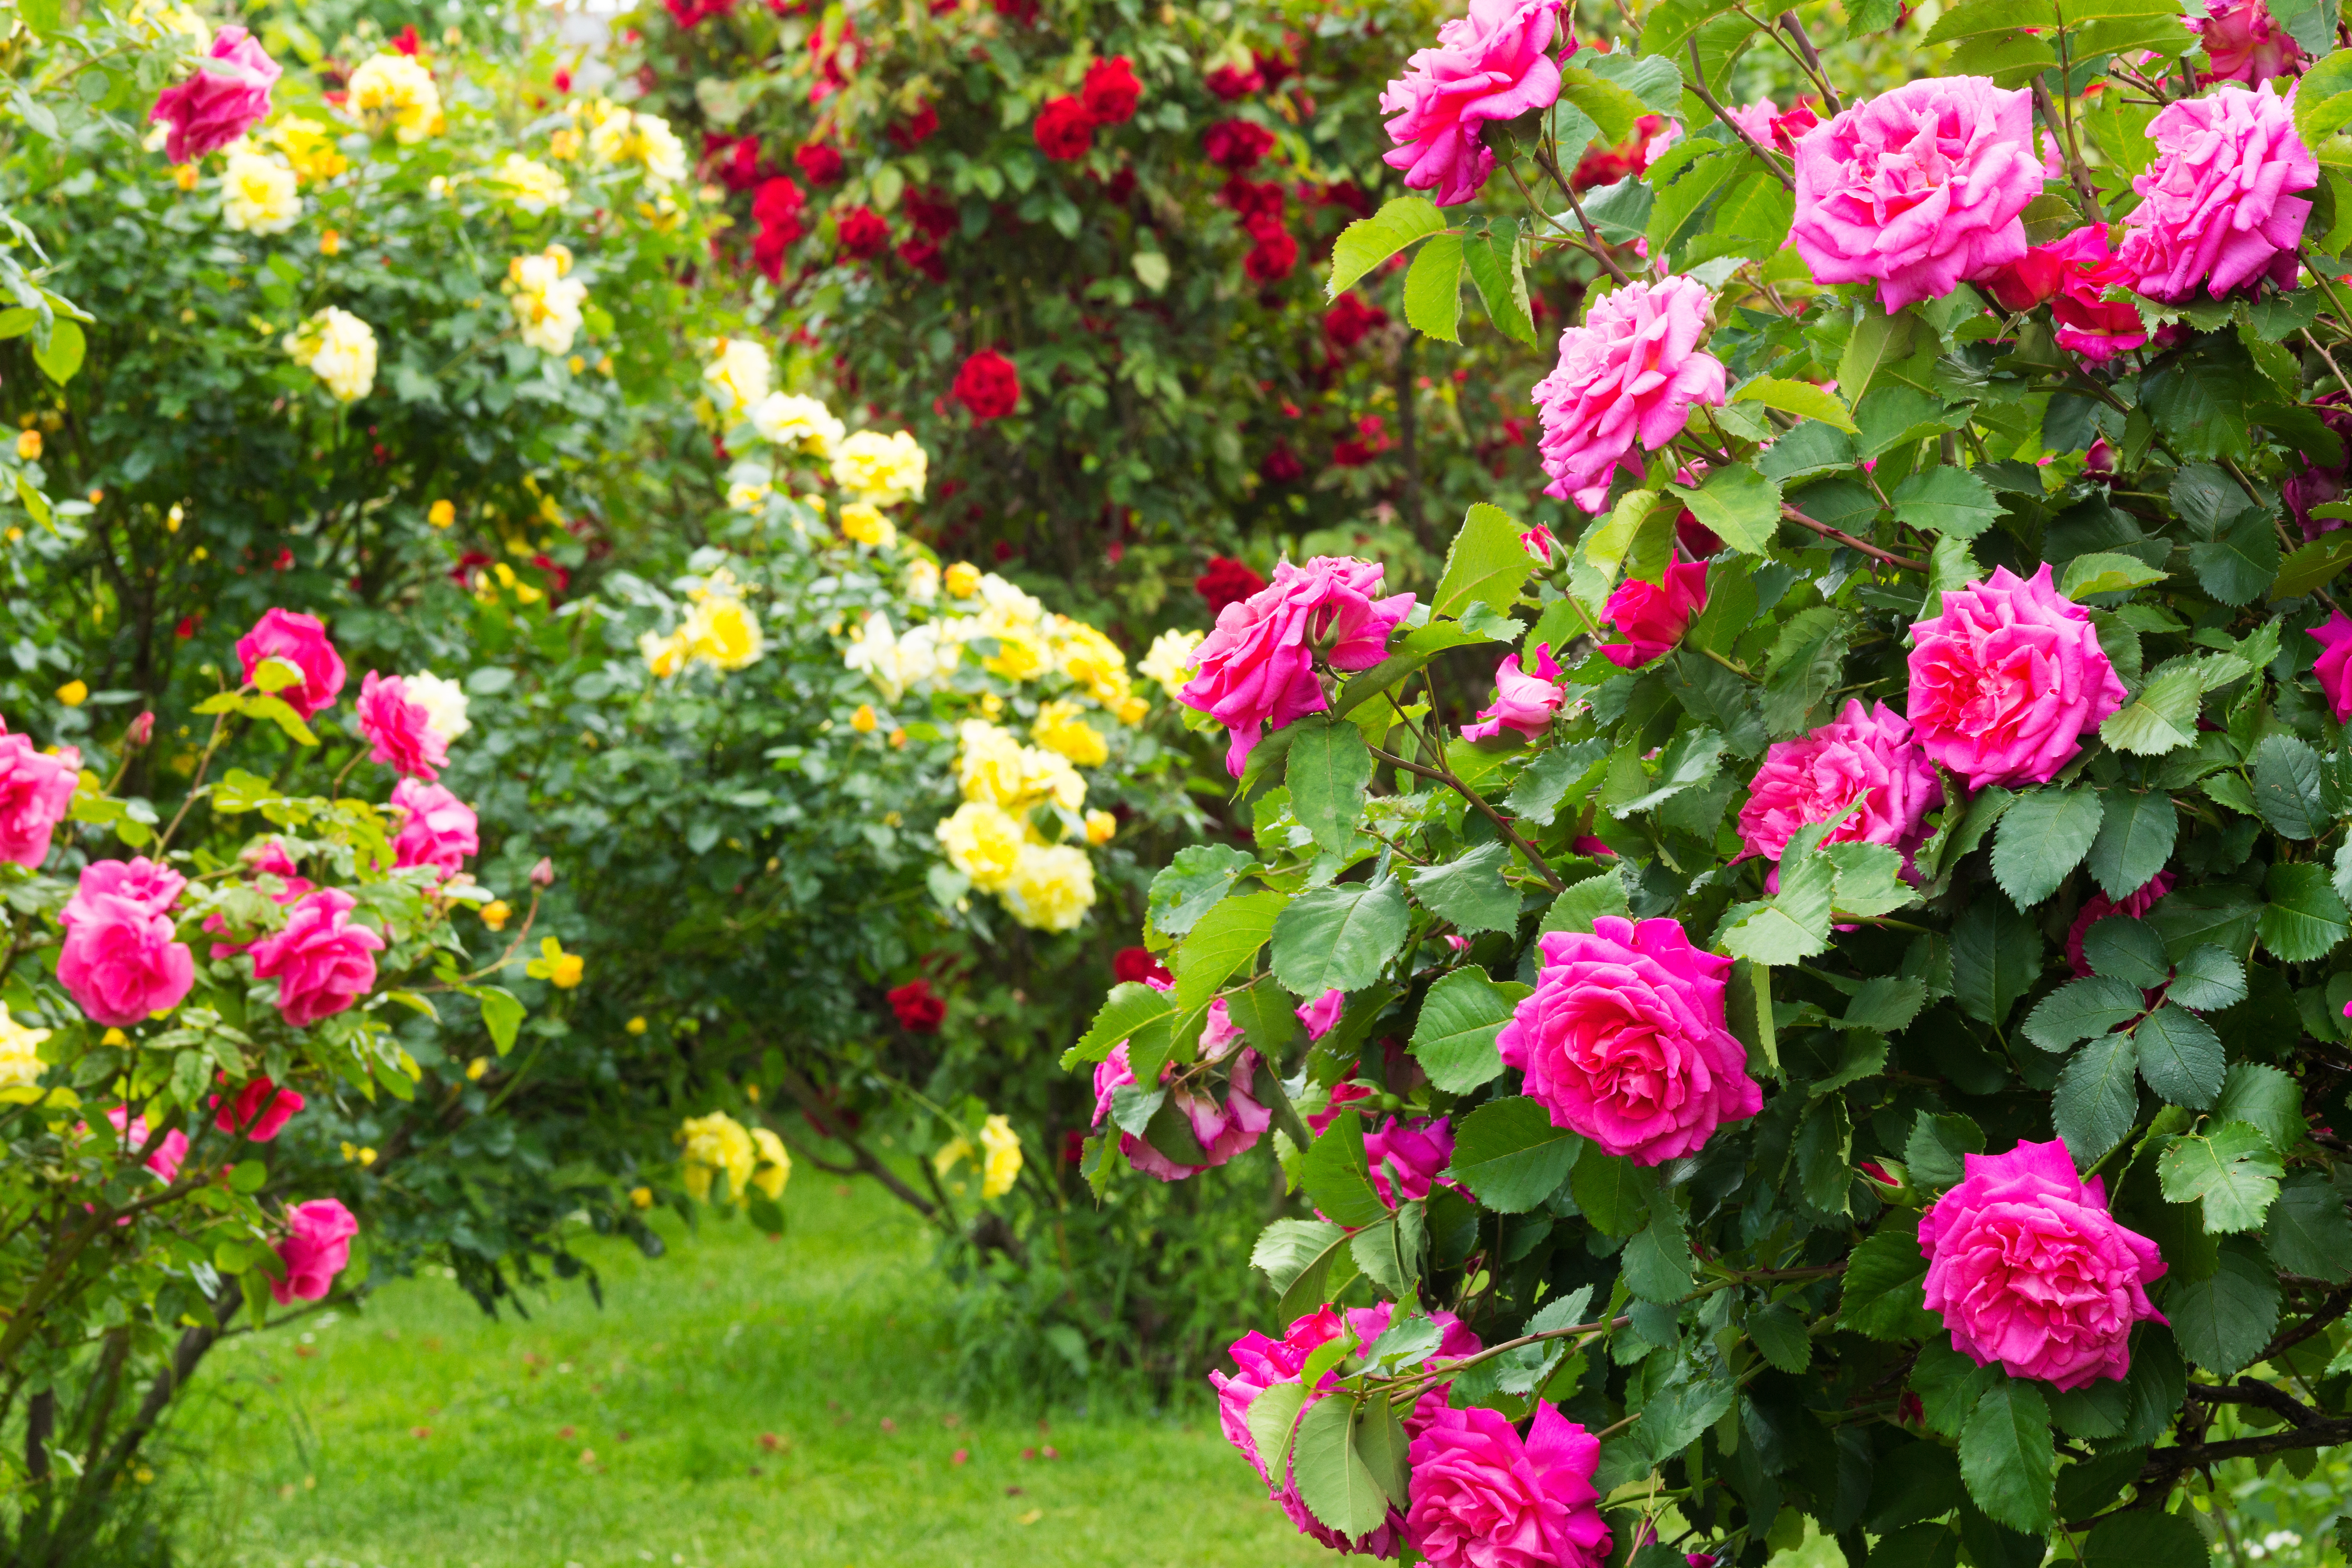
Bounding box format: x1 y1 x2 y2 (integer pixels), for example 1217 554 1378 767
1906 564 2127 791
57 893 195 1027
1737 699 1941 870
211 1075 307 1141
149 26 281 163
236 608 347 720
1404 1402 1611 1568
1297 988 1346 1042
1213 1306 1345 1481
104 1105 189 1183
1343 1303 1482 1436
1918 1138 2167 1390
1379 0 1572 207
1600 561 1708 669
1178 557 1416 777
1365 1115 1466 1207
1531 276 1727 513
2118 81 2315 303
1200 996 1247 1061
2191 0 2304 85
356 672 449 782
0 731 82 868
1498 915 1761 1165
1090 1042 1271 1181
1729 96 1821 156
250 888 385 1027
2312 611 2352 722
1789 76 2044 313
1307 1078 1376 1135
1981 225 2150 363
390 779 479 877
63 858 187 929
273 1197 360 1305
1462 645 1566 742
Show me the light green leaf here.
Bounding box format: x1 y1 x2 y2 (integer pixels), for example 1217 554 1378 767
1402 232 1464 342
1408 968 1529 1092
2100 660 2204 756
2060 550 2169 599
1329 197 1446 296
2159 1120 2284 1232
1292 1396 1390 1542
1147 845 1257 939
1270 880 1410 998
1891 466 2002 539
32 319 85 385
1733 376 1858 434
1667 463 1782 555
1286 719 1372 855
1434 503 1532 621
1461 229 1537 346
1446 1096 1580 1212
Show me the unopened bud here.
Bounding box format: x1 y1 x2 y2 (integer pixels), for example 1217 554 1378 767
127 711 155 747
529 857 555 888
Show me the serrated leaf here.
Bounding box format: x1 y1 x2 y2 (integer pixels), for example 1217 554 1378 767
1840 1225 1938 1339
2271 531 2352 600
1302 1113 1388 1229
2214 1059 2302 1149
2054 1030 2140 1163
1433 502 1533 621
2088 790 2178 900
2060 550 2169 599
1959 1381 2055 1536
1745 1303 1812 1372
1409 968 1529 1092
2260 860 2350 963
1270 880 1409 997
1402 232 1464 342
1569 1149 1648 1236
1503 737 1608 827
2165 1238 2280 1372
1329 197 1446 296
1905 1111 1985 1189
1892 465 2002 539
1462 229 1537 346
2100 661 2205 756
2159 1120 2282 1231
1405 842 1523 936
1245 1381 1309 1484
2252 733 2330 840
2084 918 2169 987
2022 976 2147 1053
1287 718 1373 855
1951 898 2042 1028
1292 1395 1390 1541
1447 1096 1580 1212
1734 376 1858 434
1621 1200 1694 1301
2264 1172 2352 1281
1148 845 1258 939
1666 463 1782 555
1254 1218 1354 1323
2187 510 2280 606
1990 786 2104 909
1844 976 1927 1034
2133 1004 2226 1110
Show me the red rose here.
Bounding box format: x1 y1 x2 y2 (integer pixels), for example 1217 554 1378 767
991 0 1037 19
1033 95 1096 160
1333 416 1388 468
753 176 803 227
1219 175 1284 226
897 237 947 281
391 23 422 53
1259 444 1305 484
887 978 946 1033
794 141 844 185
1195 555 1267 614
1111 947 1174 986
953 349 1020 422
1103 165 1137 203
906 187 957 239
1325 292 1388 350
1243 227 1298 282
837 205 889 260
1317 180 1373 218
1080 56 1141 125
1206 64 1262 100
889 102 938 149
1256 48 1297 89
1203 118 1275 170
753 225 795 281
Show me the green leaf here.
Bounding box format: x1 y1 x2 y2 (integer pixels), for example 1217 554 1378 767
1905 1111 1985 1189
476 987 525 1054
1733 376 1858 434
1402 232 1465 342
1173 889 1287 1018
2089 790 2178 900
1990 786 2104 909
2165 1238 2281 1372
1630 1367 1737 1466
1795 1095 1854 1213
1844 976 1928 1034
240 695 319 747
2082 919 2165 992
1958 1381 2055 1537
1070 980 1176 1067
1405 842 1522 936
32 318 85 385
2082 1510 2212 1568
1292 1396 1390 1542
1555 65 1650 145
2265 1172 2352 1281
1287 719 1373 856
1461 230 1537 346
1253 1218 1353 1323
1745 1303 1812 1372
1912 1341 2000 1439
2158 1120 2282 1231
1621 1201 1694 1301
1539 871 1630 936
1666 463 1782 555
1354 1394 1413 1510
1758 606 1852 737
1503 738 1608 827
2213 1060 2303 1149
2252 734 2330 840
2060 550 2169 599
1840 1225 1938 1340
1838 301 1917 408
1270 880 1409 997
2054 1031 2140 1163
2100 660 2205 756
1408 969 1529 1093
1433 503 1532 621
1244 1381 1309 1486
2134 1004 2227 1109
2188 510 2280 605
1568 1150 1648 1236
1892 466 2002 539
1447 1096 1580 1212
2260 860 2350 963
1148 845 1257 939
1302 1113 1389 1229
2021 976 2147 1053
1329 197 1446 296
2273 530 2352 600
1951 898 2042 1028
1606 726 1724 818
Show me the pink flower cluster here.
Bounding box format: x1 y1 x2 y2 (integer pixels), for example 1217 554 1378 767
392 779 480 878
104 1104 189 1184
1905 564 2126 791
0 728 80 869
1461 644 1565 742
236 608 346 719
1918 1140 2166 1389
1091 1040 1271 1182
1980 226 2149 363
357 672 449 781
1737 699 1940 871
1601 561 1707 668
1531 276 1726 513
2119 81 2316 303
58 859 195 1027
1365 1115 1463 1207
1380 0 1571 207
2191 0 2304 85
274 1197 359 1304
150 26 281 163
1177 557 1415 777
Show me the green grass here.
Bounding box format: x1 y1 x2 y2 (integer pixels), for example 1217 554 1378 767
170 1177 1328 1568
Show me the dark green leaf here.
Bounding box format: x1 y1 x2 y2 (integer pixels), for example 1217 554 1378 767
1447 1096 1581 1212
1621 1199 1695 1301
1270 880 1410 996
1252 1218 1352 1323
2089 791 2178 901
1405 842 1523 936
1952 898 2043 1028
2187 510 2279 605
1905 1111 1985 1189
2133 1004 2226 1111
2259 860 2350 963
1287 719 1373 855
1958 1380 2055 1536
2165 1237 2281 1372
1503 737 1608 827
1302 1113 1389 1229
2082 1509 2211 1568
2083 918 2170 988
1840 1225 1938 1340
2022 976 2147 1053
1991 786 2104 909
2212 1060 2303 1150
2251 733 2329 840
2264 1172 2352 1282
1408 968 1528 1093
2054 1031 2140 1163
2166 945 2248 1013
1746 1303 1812 1372
1568 1149 1648 1236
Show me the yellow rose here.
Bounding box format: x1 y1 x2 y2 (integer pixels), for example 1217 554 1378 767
839 502 897 548
829 430 927 506
268 115 348 183
13 431 38 461
851 703 878 733
626 1016 648 1035
749 1125 792 1201
1137 628 1205 695
702 337 772 414
1115 695 1149 726
955 719 1028 807
465 1056 489 1081
629 1185 653 1209
678 1111 755 1203
428 499 455 528
1019 747 1087 812
979 1114 1022 1198
1052 619 1132 709
488 152 570 214
1000 843 1094 933
56 681 87 707
935 800 1024 892
506 247 588 356
981 627 1048 683
525 936 584 989
347 53 442 144
1085 809 1117 846
1032 700 1108 768
283 307 377 402
943 562 981 598
221 148 301 235
749 392 843 455
680 594 763 672
0 1007 51 1091
479 898 511 931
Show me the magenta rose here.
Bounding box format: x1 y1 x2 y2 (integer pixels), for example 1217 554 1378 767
1531 276 1726 513
236 608 347 720
1600 561 1708 669
1090 1042 1271 1181
2283 396 2352 539
150 26 281 163
1177 556 1415 776
356 671 449 782
1737 699 1941 871
1906 564 2127 791
1343 1302 1481 1435
2191 0 2303 85
391 779 479 877
1365 1115 1466 1207
103 1105 189 1183
1789 76 2043 313
1918 1138 2167 1389
273 1197 360 1304
1297 988 1346 1041
250 888 385 1027
2310 610 2352 722
2118 81 2315 303
63 857 187 929
1404 1401 1610 1568
1461 644 1566 742
1307 1078 1375 1136
212 1075 307 1141
2067 871 2176 976
1498 915 1761 1165
57 893 195 1027
1212 1306 1345 1481
1379 0 1572 207
0 731 81 868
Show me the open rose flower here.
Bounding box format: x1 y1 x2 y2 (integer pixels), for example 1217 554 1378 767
1600 561 1708 668
1365 1115 1466 1207
1461 645 1566 742
1297 989 1346 1042
250 888 385 1027
1789 76 2044 313
236 608 347 719
1981 225 2149 363
356 671 450 782
212 1075 307 1141
1906 564 2127 791
1405 1402 1611 1568
1532 275 1726 513
63 858 186 928
390 779 480 877
58 894 195 1027
151 25 281 163
1737 699 1942 870
1498 915 1760 1165
1091 1041 1271 1181
1380 0 1571 207
2118 81 2315 303
0 731 81 868
2191 0 2303 85
2312 610 2352 721
274 1197 360 1304
1918 1139 2166 1389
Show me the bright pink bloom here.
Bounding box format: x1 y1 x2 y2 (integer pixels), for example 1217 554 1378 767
1531 276 1726 513
104 1105 189 1183
1462 645 1566 742
57 894 194 1027
63 858 186 929
1307 1078 1376 1135
212 1076 307 1140
150 26 281 163
1090 1042 1271 1182
1297 988 1345 1041
1498 915 1761 1165
1405 1401 1610 1568
2118 81 2316 303
1737 699 1941 869
1907 564 2127 791
1980 225 2149 362
2312 611 2352 721
1600 561 1707 668
1379 0 1572 206
1728 96 1820 155
1918 1138 2167 1390
356 672 449 782
2067 872 2177 976
274 1198 360 1304
1789 76 2044 313
2191 0 2304 85
1365 1115 1463 1207
0 731 80 868
236 608 347 720
1177 557 1415 776
250 888 384 1027
390 779 479 878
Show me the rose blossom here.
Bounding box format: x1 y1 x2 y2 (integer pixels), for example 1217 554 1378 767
390 778 479 877
2283 396 2352 539
236 608 347 719
0 731 81 868
103 1105 189 1183
2118 81 2316 303
1297 988 1345 1041
1365 1115 1464 1207
356 671 450 782
1789 76 2044 313
1177 557 1415 776
1091 1042 1271 1181
250 888 385 1027
1906 564 2127 791
1728 96 1820 156
1307 1078 1377 1136
1600 561 1707 669
1405 1401 1611 1568
1980 226 2149 362
952 349 1020 422
62 858 186 929
1080 55 1142 125
151 26 281 163
1033 95 1096 160
1918 1138 2167 1389
2066 871 2176 976
212 1075 307 1141
274 1198 360 1304
2312 611 2352 722
1737 699 1942 869
1462 645 1566 742
2191 0 2303 85
1531 276 1727 512
58 894 195 1027
1498 915 1761 1164
1379 0 1572 207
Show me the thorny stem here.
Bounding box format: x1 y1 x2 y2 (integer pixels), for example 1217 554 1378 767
1782 506 1929 572
1368 742 1566 894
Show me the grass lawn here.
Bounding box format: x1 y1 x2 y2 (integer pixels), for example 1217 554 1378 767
169 1176 1328 1568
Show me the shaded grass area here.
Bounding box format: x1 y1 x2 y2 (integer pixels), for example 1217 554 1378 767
172 1178 1325 1568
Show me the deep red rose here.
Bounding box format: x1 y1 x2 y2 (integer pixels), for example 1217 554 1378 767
1675 508 1723 559
953 349 1020 421
906 187 958 240
1061 1129 1087 1165
1244 227 1298 282
1112 947 1174 986
1103 165 1137 204
1220 175 1285 226
753 176 803 227
898 237 947 281
1333 415 1388 468
1206 64 1263 100
889 102 938 149
531 554 572 594
1203 118 1275 170
795 141 844 185
552 67 572 92
1033 95 1096 160
991 0 1038 18
1317 180 1373 218
1195 555 1267 613
1080 56 1141 126
1259 444 1305 484
887 978 946 1033
837 205 889 260
1325 292 1388 350
391 24 422 54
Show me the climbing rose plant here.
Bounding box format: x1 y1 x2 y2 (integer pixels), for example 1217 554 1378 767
1077 0 2352 1560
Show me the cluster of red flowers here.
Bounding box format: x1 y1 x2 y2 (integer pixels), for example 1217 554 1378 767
1332 414 1390 469
1033 55 1142 160
953 349 1020 422
704 131 765 191
1570 113 1678 191
1204 45 1296 101
751 176 804 280
1203 120 1293 281
1324 291 1388 351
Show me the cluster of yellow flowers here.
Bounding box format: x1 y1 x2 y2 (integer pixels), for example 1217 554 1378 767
486 152 570 215
268 116 347 183
0 1007 51 1093
347 52 443 144
842 567 1144 724
572 98 687 186
697 342 924 558
933 1114 1022 1199
677 1111 792 1205
641 566 764 677
221 144 300 234
936 720 1102 933
506 244 587 356
283 306 378 402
